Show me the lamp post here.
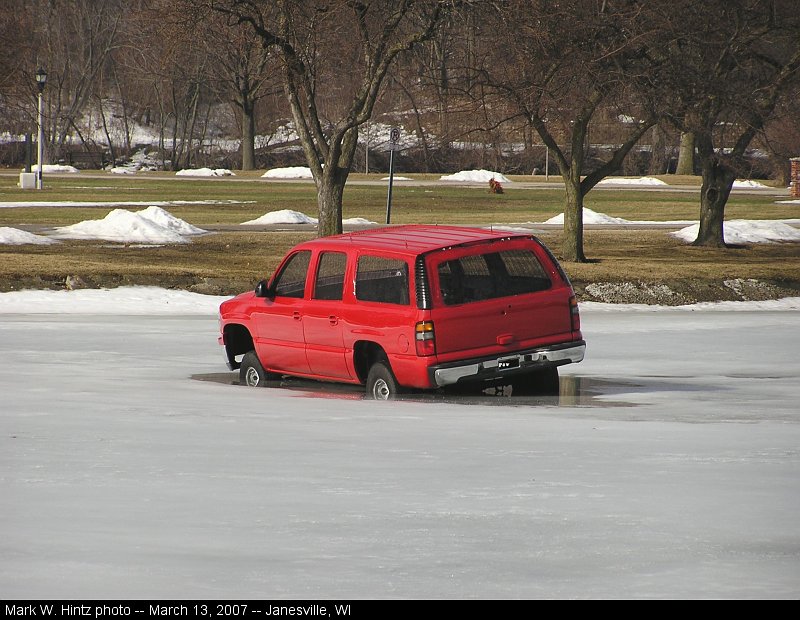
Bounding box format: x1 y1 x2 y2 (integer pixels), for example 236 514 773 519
35 68 47 190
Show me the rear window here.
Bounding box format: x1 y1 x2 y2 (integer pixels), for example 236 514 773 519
437 249 551 305
356 256 409 305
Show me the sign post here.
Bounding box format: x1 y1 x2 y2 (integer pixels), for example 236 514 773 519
385 127 400 225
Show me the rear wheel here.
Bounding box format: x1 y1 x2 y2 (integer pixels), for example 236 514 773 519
366 361 402 400
239 351 278 387
510 366 560 396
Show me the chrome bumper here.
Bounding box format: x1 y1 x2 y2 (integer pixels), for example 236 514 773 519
431 341 586 387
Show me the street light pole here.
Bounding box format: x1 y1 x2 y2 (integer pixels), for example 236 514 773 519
35 68 47 190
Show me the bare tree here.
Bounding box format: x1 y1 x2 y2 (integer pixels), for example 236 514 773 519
478 0 658 262
212 0 449 236
649 0 800 247
32 0 125 160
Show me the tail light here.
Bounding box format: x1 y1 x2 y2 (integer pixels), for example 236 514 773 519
569 295 581 332
415 320 436 356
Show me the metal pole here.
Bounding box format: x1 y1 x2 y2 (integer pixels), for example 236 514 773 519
385 148 395 225
37 91 44 190
545 146 549 181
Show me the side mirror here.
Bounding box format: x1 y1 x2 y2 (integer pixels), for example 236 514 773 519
254 280 273 298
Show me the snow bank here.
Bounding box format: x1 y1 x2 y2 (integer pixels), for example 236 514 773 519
544 208 631 225
597 176 668 186
109 167 135 174
0 286 228 315
242 210 318 225
440 169 512 184
732 179 770 189
0 227 58 245
242 210 376 226
581 297 800 312
2 286 797 316
136 206 207 236
0 199 252 209
176 168 235 177
262 167 314 179
51 208 206 244
670 220 800 244
29 164 80 174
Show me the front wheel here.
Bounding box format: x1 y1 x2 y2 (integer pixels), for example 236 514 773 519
366 361 403 400
239 351 278 387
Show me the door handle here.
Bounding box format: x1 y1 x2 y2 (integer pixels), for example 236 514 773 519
292 311 301 321
329 315 339 326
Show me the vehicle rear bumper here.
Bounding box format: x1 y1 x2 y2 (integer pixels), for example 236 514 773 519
429 340 586 387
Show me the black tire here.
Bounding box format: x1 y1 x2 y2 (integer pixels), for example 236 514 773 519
239 351 278 387
510 366 560 396
366 361 403 400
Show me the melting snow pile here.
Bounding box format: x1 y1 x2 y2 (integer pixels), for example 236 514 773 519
242 210 376 226
597 176 668 186
262 167 314 179
51 207 207 244
29 164 80 174
440 169 512 184
544 208 631 225
0 227 59 245
176 168 235 177
243 210 317 225
732 179 770 189
671 220 800 244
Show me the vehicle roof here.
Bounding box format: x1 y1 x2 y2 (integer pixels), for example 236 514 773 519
297 225 534 256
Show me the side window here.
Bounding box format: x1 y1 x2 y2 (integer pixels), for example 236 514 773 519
313 252 347 301
273 250 311 298
355 256 409 305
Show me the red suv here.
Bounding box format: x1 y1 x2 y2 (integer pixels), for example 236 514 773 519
218 225 585 398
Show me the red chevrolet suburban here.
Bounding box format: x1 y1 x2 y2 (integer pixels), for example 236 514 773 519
218 225 585 398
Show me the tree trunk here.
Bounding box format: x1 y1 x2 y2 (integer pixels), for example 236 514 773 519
675 131 695 175
316 126 359 237
562 173 586 262
317 174 346 237
648 124 668 175
694 153 735 247
241 99 256 171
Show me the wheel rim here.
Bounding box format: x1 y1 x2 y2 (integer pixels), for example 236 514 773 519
245 367 260 387
372 378 390 400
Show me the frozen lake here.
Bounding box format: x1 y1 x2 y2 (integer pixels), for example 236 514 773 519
1 291 799 599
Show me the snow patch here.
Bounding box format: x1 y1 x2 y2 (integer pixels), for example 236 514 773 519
262 167 314 179
176 168 235 177
732 179 770 189
136 206 207 236
0 227 59 246
51 208 206 244
440 169 512 184
597 176 668 186
0 286 228 315
544 208 631 225
28 164 80 174
342 217 377 225
670 220 800 244
242 210 317 225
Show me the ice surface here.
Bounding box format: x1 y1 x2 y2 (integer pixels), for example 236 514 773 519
1 289 799 598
